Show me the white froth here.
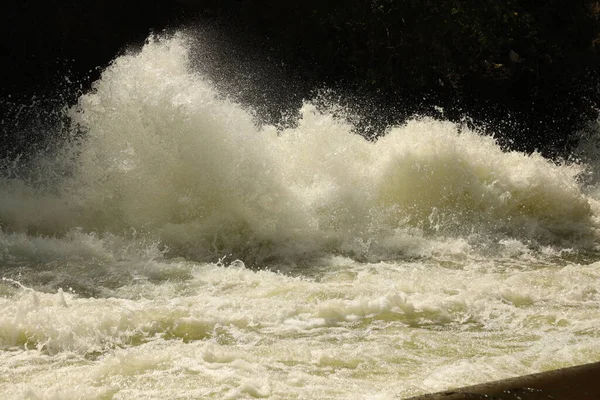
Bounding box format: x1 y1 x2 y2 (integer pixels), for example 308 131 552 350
1 33 600 399
1 259 599 399
0 34 596 262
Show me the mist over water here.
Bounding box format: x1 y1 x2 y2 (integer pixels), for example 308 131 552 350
1 34 599 399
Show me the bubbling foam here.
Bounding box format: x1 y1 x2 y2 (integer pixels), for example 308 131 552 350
0 33 597 264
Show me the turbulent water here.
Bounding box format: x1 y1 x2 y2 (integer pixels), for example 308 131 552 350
1 34 600 399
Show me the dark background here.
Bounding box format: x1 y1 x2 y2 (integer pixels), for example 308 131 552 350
1 0 599 159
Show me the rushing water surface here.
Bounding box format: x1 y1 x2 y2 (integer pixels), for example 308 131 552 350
1 34 600 399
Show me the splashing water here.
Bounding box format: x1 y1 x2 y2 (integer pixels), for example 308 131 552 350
0 34 599 399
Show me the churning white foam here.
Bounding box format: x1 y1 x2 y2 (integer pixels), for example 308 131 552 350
0 33 598 265
1 33 600 399
1 256 599 399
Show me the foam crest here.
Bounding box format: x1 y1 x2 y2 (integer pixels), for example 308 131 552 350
374 120 593 239
0 33 597 264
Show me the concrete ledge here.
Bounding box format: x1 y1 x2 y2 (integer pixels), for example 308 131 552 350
407 361 600 399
